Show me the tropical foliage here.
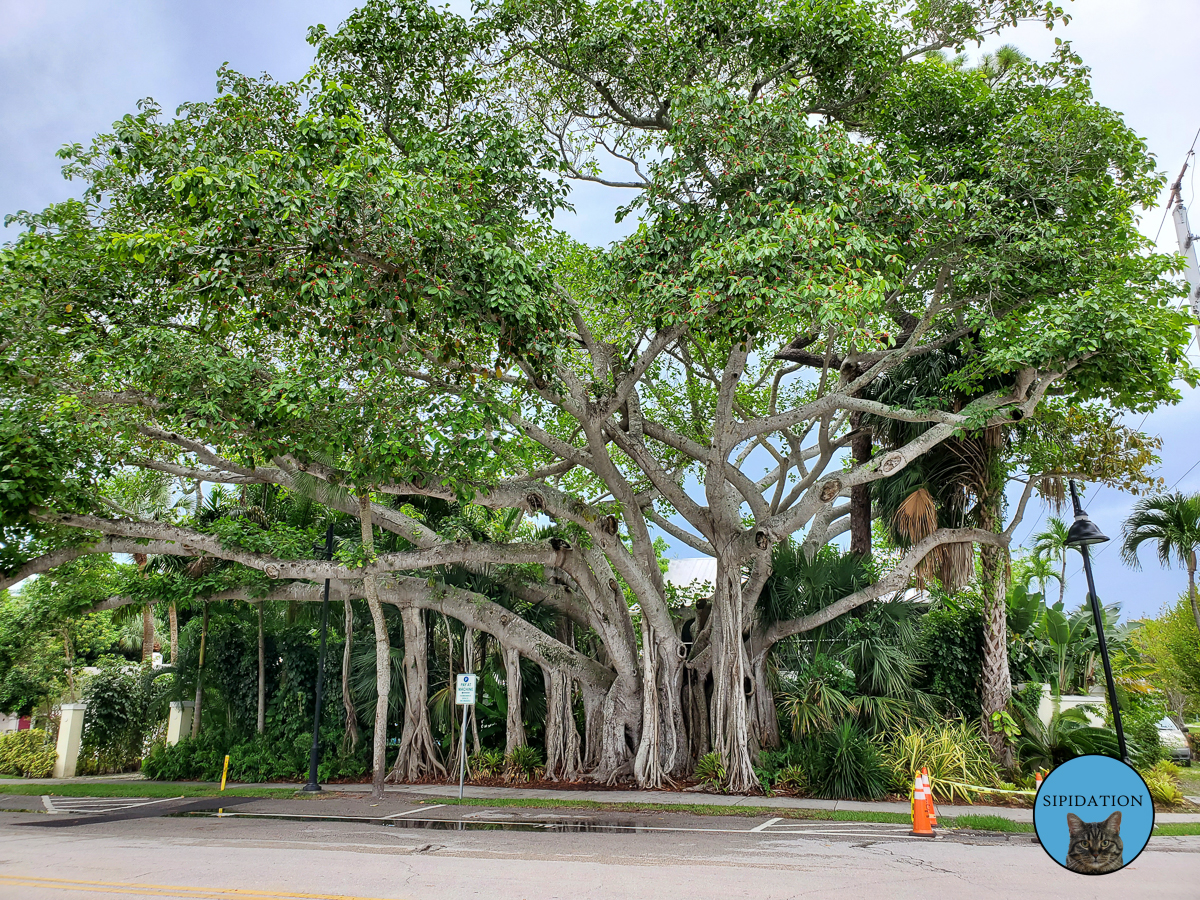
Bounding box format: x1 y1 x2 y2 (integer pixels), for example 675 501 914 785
0 728 56 778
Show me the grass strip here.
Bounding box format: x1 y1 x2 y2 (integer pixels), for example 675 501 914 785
433 795 916 824
434 796 1048 833
0 782 294 799
950 814 1033 833
1152 823 1200 836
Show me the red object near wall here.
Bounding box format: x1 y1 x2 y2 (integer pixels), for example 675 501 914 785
17 716 30 731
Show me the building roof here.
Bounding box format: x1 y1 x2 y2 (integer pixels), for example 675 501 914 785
664 558 718 588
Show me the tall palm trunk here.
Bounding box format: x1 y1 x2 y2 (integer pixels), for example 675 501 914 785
191 604 209 739
169 602 179 665
1188 552 1200 636
1059 554 1066 606
978 481 1013 765
256 602 265 735
980 543 1013 761
142 606 155 664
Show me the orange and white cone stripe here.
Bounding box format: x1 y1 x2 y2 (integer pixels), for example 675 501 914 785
910 773 934 836
921 767 938 827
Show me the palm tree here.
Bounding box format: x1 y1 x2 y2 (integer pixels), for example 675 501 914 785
1121 492 1200 636
1033 517 1070 606
1013 553 1062 599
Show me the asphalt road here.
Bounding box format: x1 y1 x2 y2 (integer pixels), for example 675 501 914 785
1 794 1197 899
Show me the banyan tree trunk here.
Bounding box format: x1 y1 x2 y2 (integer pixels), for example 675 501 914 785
632 625 689 787
542 667 582 781
591 674 641 783
466 628 481 756
503 646 526 754
683 664 711 763
750 651 779 753
341 596 359 752
388 607 445 782
359 498 391 800
708 557 757 793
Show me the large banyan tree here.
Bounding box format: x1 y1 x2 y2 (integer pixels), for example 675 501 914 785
1 0 1194 793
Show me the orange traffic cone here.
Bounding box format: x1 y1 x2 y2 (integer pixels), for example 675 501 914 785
1035 769 1044 794
922 766 938 827
910 773 934 836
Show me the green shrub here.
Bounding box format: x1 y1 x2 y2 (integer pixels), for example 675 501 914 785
694 751 726 791
1140 760 1184 806
917 606 983 719
755 743 807 794
775 655 855 739
469 749 505 778
1120 700 1168 770
1014 704 1120 773
805 718 889 800
141 724 368 783
503 745 543 782
773 764 807 795
77 659 170 774
883 721 1002 802
0 729 56 777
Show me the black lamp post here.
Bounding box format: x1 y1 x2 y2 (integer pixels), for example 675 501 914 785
1065 480 1129 764
302 523 335 792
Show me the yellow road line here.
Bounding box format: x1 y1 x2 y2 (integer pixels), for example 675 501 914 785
0 875 406 900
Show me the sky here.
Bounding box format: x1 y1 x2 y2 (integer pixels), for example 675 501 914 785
2 0 1198 620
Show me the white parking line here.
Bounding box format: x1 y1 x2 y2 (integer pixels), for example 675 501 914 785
750 817 782 832
41 795 184 814
384 804 446 818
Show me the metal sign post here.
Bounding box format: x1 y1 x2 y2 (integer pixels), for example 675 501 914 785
455 674 477 799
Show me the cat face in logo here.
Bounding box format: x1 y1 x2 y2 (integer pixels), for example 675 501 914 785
1065 811 1124 875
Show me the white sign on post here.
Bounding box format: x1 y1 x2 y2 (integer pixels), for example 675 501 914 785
455 673 477 705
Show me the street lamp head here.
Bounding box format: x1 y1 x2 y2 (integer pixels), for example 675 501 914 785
1066 513 1109 548
1065 478 1109 549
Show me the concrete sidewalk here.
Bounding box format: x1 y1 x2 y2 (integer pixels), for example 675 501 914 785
6 774 1200 823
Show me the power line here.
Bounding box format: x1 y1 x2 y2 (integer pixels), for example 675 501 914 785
1169 455 1200 491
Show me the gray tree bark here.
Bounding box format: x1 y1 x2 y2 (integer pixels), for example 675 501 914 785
388 606 445 782
358 495 391 800
542 666 581 780
341 596 359 752
503 646 526 754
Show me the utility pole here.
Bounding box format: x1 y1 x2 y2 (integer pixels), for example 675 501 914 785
1167 156 1200 344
